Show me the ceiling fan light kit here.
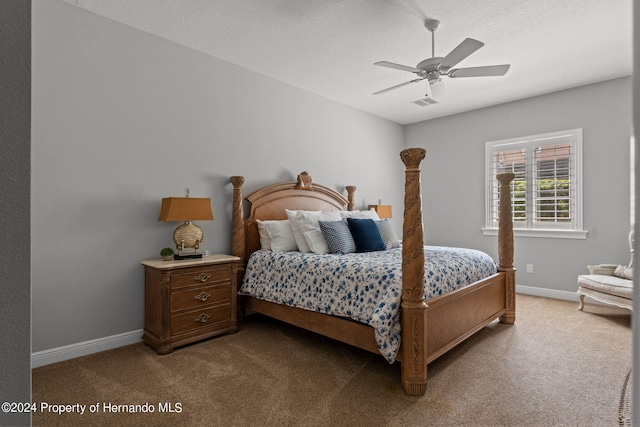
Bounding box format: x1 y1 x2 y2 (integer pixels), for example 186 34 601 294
373 19 510 106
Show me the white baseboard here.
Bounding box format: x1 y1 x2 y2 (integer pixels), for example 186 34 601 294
31 329 143 369
516 285 579 302
30 285 580 369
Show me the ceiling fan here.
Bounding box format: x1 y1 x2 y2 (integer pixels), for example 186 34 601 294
373 20 510 106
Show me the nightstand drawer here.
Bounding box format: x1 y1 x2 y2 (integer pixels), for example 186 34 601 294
171 304 231 335
171 283 231 313
171 267 230 289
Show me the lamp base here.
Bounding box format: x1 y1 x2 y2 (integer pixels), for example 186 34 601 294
174 253 203 260
173 221 203 250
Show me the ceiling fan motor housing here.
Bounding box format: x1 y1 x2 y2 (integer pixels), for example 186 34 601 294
415 57 446 81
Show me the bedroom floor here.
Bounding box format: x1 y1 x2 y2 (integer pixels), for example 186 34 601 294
32 294 632 426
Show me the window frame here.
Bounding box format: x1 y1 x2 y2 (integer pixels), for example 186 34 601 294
482 128 587 239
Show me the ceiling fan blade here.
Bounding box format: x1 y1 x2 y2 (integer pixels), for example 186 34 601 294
448 64 510 78
439 38 484 70
374 61 423 74
373 78 424 95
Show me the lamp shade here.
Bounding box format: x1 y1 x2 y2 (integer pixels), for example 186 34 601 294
368 204 392 219
158 197 214 222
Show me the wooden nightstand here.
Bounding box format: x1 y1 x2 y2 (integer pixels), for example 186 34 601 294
141 254 241 354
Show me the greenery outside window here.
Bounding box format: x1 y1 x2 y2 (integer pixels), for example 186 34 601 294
482 129 587 239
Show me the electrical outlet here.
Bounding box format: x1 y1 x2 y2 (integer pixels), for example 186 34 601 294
526 264 534 274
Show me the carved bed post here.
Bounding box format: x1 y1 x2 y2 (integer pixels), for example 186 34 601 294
345 186 356 211
230 176 246 320
496 173 516 325
230 176 245 261
399 148 428 396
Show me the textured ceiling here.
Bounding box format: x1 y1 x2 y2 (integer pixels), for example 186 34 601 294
63 0 633 125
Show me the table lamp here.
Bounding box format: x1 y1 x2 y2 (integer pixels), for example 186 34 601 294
158 195 214 260
368 200 392 219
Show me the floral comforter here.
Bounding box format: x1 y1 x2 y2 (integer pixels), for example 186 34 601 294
239 246 497 363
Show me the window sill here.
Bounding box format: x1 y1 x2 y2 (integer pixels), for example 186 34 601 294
481 228 588 239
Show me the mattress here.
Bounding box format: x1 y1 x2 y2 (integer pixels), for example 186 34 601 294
239 246 497 362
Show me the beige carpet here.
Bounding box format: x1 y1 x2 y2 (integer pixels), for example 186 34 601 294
32 294 632 426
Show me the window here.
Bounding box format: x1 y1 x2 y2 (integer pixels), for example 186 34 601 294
483 129 587 239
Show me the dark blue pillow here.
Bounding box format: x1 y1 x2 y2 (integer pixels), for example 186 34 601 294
346 218 387 253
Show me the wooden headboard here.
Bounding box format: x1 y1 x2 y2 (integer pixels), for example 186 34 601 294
230 172 355 264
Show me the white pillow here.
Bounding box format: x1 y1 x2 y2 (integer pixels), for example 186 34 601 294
291 210 342 254
285 209 314 253
256 219 272 250
266 220 298 252
256 219 298 252
339 209 380 220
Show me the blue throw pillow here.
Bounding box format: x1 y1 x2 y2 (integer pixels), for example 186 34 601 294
318 220 356 254
346 218 387 252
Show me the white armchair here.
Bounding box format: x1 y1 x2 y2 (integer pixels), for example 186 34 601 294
577 231 634 312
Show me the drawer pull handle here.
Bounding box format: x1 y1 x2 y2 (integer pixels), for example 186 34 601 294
195 273 211 283
194 313 211 323
194 291 211 302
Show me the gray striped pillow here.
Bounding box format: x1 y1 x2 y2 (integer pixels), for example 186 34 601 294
375 219 400 249
318 220 356 254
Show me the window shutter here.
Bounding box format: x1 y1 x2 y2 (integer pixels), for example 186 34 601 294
533 143 573 224
485 129 583 235
489 148 527 226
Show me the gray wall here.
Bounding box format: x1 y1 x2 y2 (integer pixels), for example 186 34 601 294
1 1 31 425
405 77 632 293
31 1 405 352
32 0 633 356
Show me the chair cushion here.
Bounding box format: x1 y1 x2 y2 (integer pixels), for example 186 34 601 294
577 274 634 299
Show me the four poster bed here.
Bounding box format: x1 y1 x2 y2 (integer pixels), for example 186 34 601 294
229 148 516 396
